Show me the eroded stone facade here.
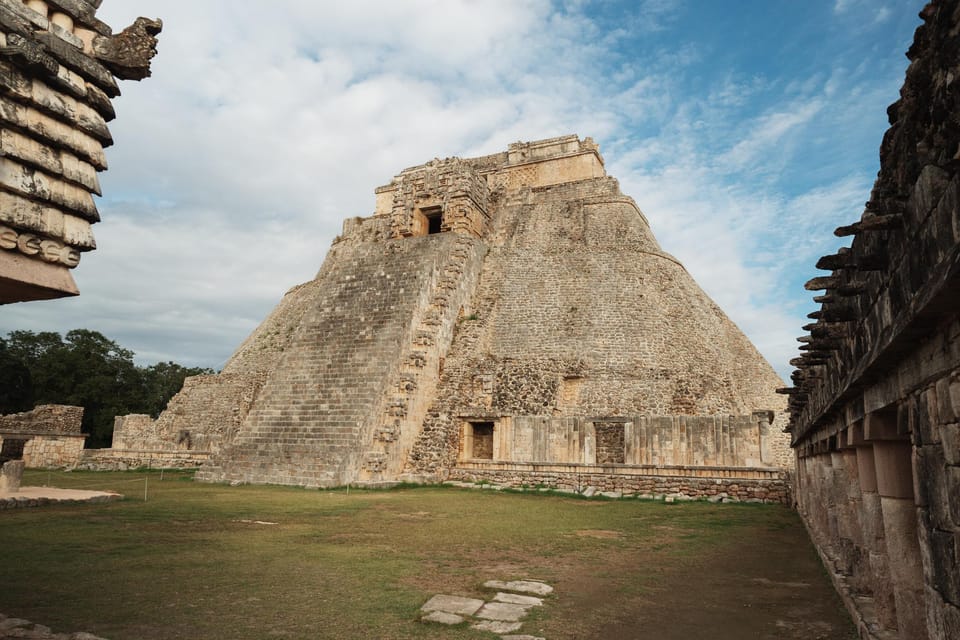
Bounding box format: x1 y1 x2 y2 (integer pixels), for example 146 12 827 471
0 0 160 303
104 134 790 497
0 404 85 467
784 2 960 638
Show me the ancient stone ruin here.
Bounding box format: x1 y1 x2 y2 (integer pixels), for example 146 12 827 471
783 1 960 638
0 404 85 467
0 0 161 303
100 133 792 501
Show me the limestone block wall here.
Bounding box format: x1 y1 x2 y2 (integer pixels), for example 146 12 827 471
87 373 267 469
408 174 786 475
0 404 83 434
0 0 160 302
456 413 789 469
449 466 791 504
197 231 487 487
785 3 960 639
0 404 86 468
21 434 84 467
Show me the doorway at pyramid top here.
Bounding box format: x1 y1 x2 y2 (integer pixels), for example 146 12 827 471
381 158 492 239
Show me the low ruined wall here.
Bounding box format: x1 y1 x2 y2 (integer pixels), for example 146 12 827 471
110 373 266 457
0 405 83 434
449 462 790 504
78 448 210 470
0 405 86 468
22 435 85 468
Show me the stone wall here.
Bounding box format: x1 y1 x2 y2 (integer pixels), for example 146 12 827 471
407 170 786 476
0 404 82 434
0 405 86 468
454 413 790 469
448 464 791 504
784 2 960 639
0 0 160 302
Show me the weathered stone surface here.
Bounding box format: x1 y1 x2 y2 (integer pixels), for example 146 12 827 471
420 594 484 617
420 610 464 625
789 2 960 638
104 135 791 495
0 405 86 468
91 17 161 81
470 620 523 634
483 580 553 596
475 602 529 622
493 592 543 607
0 460 25 492
0 1 161 303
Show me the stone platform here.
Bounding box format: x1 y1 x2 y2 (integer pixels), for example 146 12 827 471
0 487 122 510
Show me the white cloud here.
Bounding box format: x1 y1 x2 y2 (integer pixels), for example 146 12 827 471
2 0 918 387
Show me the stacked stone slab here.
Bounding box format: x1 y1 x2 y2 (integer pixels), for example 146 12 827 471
172 135 791 491
782 2 960 638
0 0 160 303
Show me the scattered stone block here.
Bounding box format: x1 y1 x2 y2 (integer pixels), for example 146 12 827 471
502 636 547 640
483 580 554 596
494 592 543 607
581 486 596 497
0 460 25 493
475 602 528 622
420 594 484 617
421 611 464 625
471 620 523 634
600 491 622 498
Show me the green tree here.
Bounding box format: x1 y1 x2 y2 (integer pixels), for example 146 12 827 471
0 337 33 413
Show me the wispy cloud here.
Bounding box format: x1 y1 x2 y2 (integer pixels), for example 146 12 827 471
2 0 920 385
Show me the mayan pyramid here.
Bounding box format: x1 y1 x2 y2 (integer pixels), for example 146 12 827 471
161 135 788 487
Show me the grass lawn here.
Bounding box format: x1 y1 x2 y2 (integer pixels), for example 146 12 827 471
0 470 855 640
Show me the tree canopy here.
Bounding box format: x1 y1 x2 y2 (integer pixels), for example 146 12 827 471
0 330 214 448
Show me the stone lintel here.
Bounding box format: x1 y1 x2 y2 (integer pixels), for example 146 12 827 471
0 249 78 302
864 410 901 442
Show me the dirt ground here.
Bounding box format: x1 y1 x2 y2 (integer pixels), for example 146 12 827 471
536 512 856 640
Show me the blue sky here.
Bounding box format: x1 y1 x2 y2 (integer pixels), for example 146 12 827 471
1 0 922 382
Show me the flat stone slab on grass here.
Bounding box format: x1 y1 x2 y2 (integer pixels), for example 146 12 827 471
420 594 484 617
475 602 529 622
421 611 464 625
484 580 554 596
494 592 543 607
502 636 546 640
471 620 523 634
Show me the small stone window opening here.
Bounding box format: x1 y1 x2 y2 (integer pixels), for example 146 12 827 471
423 206 443 235
470 421 495 460
595 422 625 464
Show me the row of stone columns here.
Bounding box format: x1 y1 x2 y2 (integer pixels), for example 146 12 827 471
796 409 926 640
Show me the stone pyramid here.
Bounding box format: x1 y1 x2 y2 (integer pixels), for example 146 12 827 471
187 135 787 487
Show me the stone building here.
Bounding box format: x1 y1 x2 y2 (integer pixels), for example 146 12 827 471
0 0 160 303
0 404 85 467
783 1 959 638
111 134 792 501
